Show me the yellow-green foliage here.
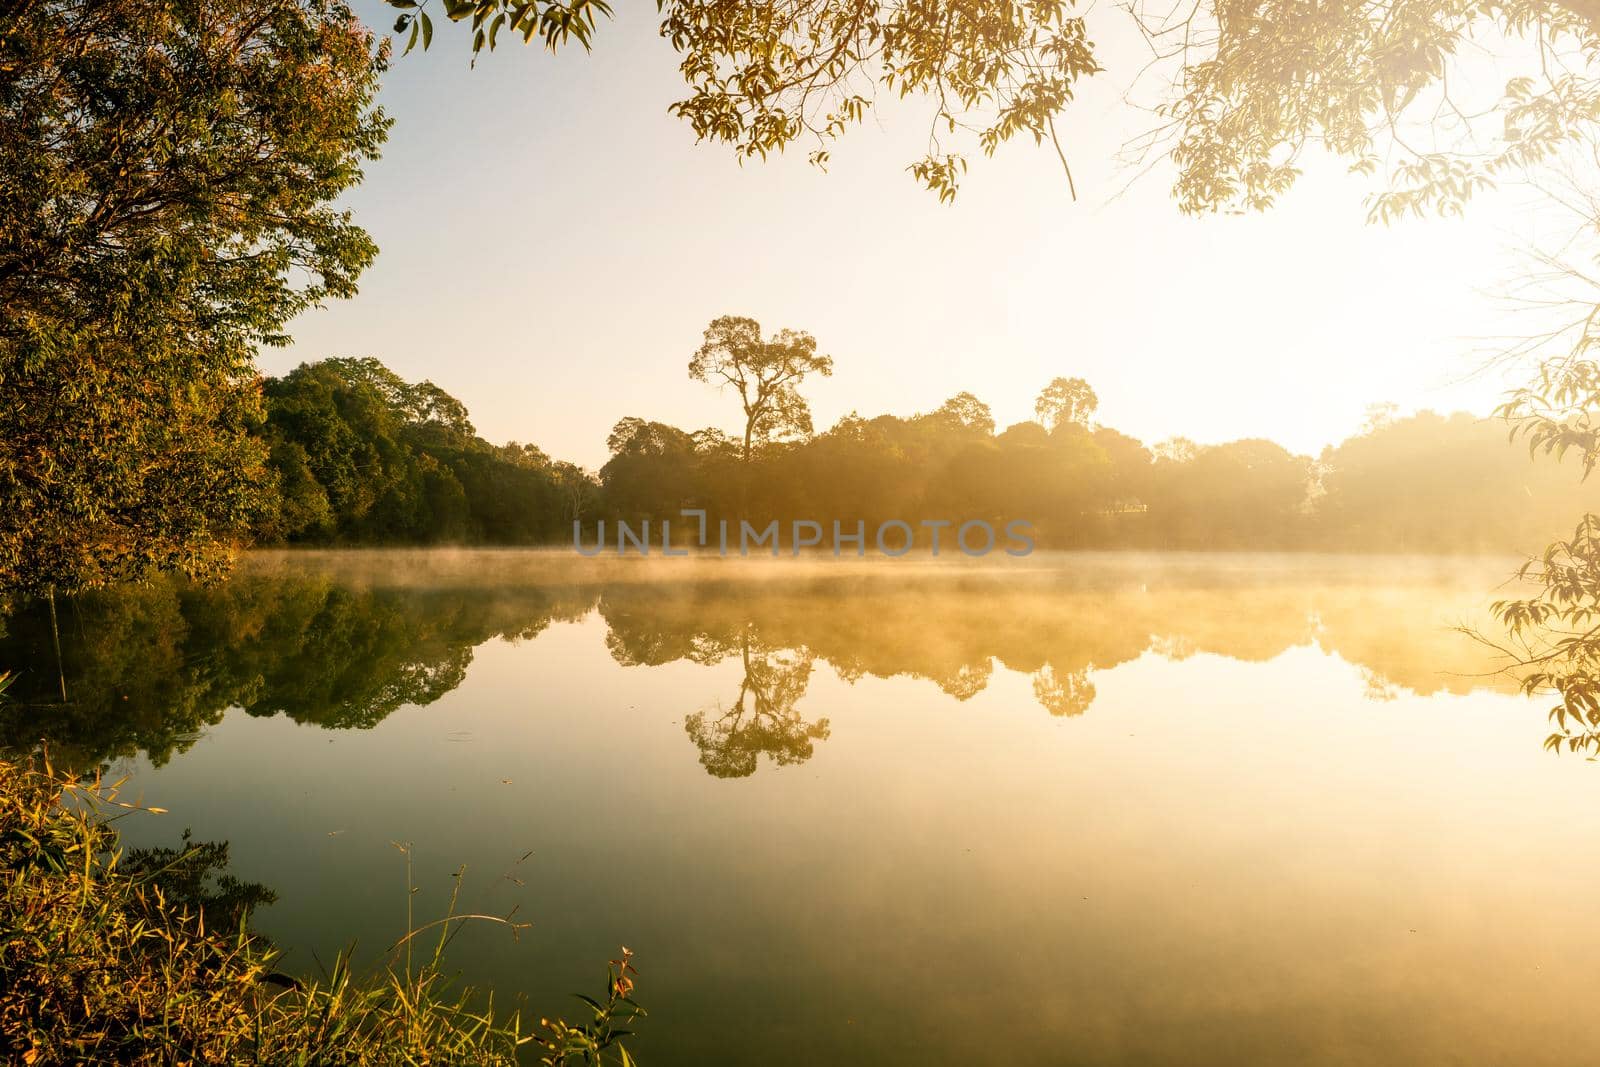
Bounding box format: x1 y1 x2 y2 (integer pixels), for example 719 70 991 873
0 756 267 1063
0 745 642 1065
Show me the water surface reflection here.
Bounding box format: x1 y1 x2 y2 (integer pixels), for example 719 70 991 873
0 551 1516 773
0 551 1579 1067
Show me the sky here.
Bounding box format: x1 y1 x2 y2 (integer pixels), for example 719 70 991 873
275 2 1564 469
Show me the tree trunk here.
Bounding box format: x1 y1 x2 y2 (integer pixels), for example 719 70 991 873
740 419 755 516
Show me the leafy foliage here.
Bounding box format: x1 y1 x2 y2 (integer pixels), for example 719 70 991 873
387 0 1099 199
390 0 614 57
688 316 834 463
386 0 1600 209
1487 357 1600 752
0 0 389 599
1131 0 1600 216
1492 515 1600 753
533 947 646 1067
930 391 996 436
258 359 594 545
1499 358 1600 475
1034 376 1098 431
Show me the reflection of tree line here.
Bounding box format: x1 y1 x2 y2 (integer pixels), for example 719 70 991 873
0 566 1511 774
0 574 595 769
597 572 1513 774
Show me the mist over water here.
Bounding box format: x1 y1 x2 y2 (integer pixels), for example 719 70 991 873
1 549 1584 1066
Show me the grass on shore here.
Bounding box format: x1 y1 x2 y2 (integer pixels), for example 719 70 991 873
0 697 644 1066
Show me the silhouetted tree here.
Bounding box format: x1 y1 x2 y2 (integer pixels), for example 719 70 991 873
688 316 834 464
930 392 997 436
1035 377 1099 432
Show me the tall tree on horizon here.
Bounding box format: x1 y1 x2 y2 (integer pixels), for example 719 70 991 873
688 316 834 465
1035 377 1099 432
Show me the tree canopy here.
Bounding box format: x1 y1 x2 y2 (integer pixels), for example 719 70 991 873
249 355 1593 555
257 358 583 545
1035 377 1098 431
389 0 1600 209
688 316 834 463
0 0 389 598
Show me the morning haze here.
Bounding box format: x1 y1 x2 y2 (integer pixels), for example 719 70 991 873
7 0 1600 1064
278 3 1536 470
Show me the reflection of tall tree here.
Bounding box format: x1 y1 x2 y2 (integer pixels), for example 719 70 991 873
684 630 829 779
1030 664 1097 717
938 660 992 702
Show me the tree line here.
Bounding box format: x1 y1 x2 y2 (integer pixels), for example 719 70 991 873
7 0 1599 741
258 357 592 545
254 340 1591 555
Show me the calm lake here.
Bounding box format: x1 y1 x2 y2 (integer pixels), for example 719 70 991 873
2 550 1593 1065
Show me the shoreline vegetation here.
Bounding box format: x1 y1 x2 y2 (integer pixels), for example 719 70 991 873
0 740 645 1066
248 358 1592 560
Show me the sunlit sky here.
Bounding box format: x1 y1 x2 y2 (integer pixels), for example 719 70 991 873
276 3 1562 469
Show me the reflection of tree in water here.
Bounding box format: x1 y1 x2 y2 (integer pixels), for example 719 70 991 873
0 560 1523 775
1359 667 1400 703
0 574 595 768
232 588 478 729
1147 634 1196 662
604 623 728 669
684 631 830 779
1030 664 1096 717
123 831 278 931
935 660 992 702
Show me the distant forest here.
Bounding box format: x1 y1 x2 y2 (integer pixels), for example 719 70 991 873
255 356 1589 554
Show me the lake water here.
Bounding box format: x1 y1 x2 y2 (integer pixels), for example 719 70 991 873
2 550 1594 1065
